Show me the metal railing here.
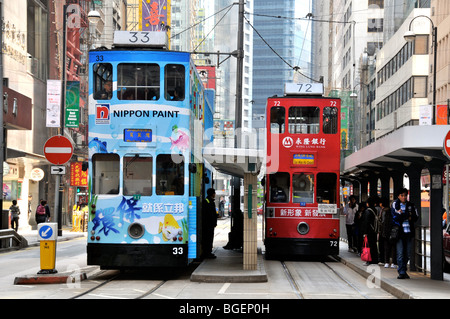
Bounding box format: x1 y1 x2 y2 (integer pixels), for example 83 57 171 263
0 229 28 250
414 225 430 275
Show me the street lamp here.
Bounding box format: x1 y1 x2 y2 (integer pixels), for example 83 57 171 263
88 10 101 25
404 15 438 125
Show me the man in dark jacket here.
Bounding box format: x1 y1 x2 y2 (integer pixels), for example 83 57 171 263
391 188 418 279
202 188 218 259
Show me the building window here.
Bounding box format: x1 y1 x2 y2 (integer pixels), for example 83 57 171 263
414 35 429 55
413 76 428 98
368 18 383 32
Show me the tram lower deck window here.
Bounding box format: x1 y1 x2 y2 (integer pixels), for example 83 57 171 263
156 154 184 195
317 173 337 204
124 155 153 196
92 153 120 195
269 172 289 203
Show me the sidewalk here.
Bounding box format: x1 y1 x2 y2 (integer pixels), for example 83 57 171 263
19 226 86 248
337 241 450 299
9 220 450 298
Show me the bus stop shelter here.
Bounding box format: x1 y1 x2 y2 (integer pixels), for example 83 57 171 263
203 146 264 270
341 125 450 280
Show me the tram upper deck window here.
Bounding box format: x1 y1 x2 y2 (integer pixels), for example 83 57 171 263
270 107 285 134
92 153 120 195
118 63 160 100
93 63 113 100
269 172 289 203
317 173 337 204
156 154 184 196
123 155 153 196
293 173 314 203
288 107 320 134
165 64 185 101
323 107 338 134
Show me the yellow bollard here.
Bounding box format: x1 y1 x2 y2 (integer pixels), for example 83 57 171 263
37 223 58 274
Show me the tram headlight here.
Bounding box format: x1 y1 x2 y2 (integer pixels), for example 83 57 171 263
297 222 310 235
128 223 145 239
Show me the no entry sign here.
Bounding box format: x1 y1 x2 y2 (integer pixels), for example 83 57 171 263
44 135 73 165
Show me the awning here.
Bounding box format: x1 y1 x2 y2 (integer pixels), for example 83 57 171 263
342 125 450 177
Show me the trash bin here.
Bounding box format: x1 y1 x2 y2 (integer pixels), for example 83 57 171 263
1 210 9 229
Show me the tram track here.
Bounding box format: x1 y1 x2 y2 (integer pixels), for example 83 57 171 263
70 270 167 299
280 257 374 299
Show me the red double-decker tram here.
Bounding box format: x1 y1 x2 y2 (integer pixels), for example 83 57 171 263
263 84 341 258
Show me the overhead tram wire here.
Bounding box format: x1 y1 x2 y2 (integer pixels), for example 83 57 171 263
171 3 237 40
193 4 234 52
246 11 354 25
243 15 321 84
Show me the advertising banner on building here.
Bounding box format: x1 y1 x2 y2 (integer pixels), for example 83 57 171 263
140 0 171 33
64 81 80 128
65 81 80 128
46 80 62 128
70 162 88 187
436 105 448 125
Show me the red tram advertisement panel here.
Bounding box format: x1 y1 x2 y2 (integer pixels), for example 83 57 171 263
264 83 341 258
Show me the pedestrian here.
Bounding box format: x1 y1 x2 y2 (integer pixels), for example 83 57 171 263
343 195 358 252
36 200 51 225
361 196 379 265
202 188 218 259
94 80 112 100
392 188 418 279
9 200 20 232
375 196 385 264
219 196 225 218
354 201 366 255
380 197 396 268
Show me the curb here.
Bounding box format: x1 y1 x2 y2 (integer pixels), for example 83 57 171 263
335 254 415 299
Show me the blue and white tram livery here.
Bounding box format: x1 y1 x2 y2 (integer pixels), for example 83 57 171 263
87 38 211 269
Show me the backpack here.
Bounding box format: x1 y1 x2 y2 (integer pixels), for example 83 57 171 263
36 205 46 215
368 208 380 233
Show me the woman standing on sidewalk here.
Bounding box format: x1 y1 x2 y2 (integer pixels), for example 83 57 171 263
362 197 379 265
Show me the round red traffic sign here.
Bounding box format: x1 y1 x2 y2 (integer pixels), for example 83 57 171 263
444 130 450 160
44 135 73 165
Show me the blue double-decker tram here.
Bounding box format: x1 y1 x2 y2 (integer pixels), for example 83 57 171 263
86 32 212 269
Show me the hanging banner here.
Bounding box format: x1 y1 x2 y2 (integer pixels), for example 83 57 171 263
140 0 171 44
46 80 62 128
436 105 448 125
65 81 80 128
419 105 432 125
70 162 88 187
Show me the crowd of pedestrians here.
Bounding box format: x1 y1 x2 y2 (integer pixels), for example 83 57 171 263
343 188 418 279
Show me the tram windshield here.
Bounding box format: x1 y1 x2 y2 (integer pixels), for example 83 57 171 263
293 173 314 203
117 63 160 100
288 106 320 134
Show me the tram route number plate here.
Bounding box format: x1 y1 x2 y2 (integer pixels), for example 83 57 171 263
285 83 324 95
114 31 168 48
